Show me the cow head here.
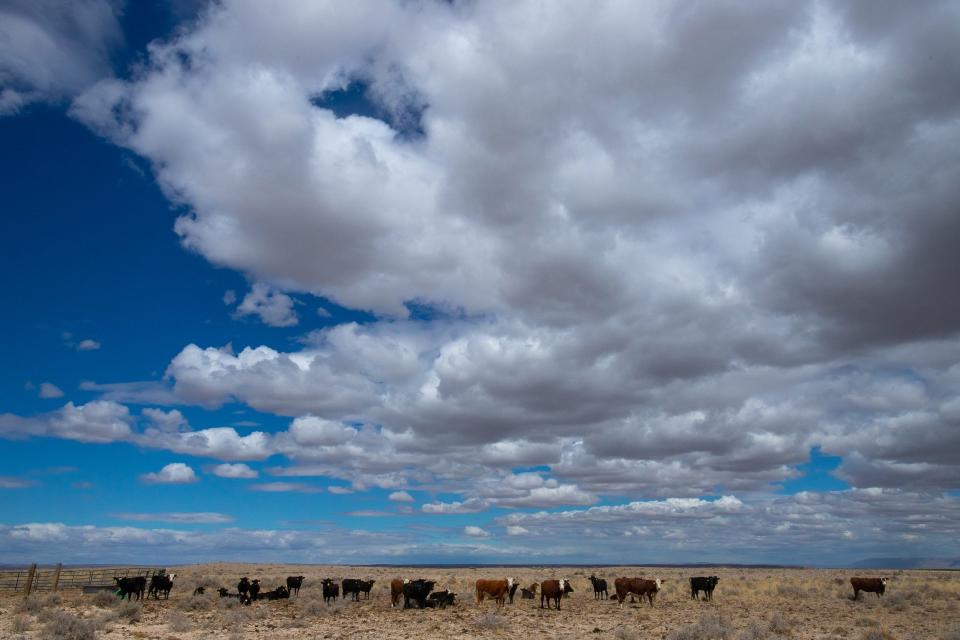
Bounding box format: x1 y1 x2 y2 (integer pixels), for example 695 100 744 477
654 578 662 590
403 578 410 584
881 578 888 585
507 577 517 588
169 574 177 582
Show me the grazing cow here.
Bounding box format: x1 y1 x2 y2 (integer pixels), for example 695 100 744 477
342 578 374 601
391 578 409 608
321 578 339 604
614 577 661 607
261 585 290 600
476 578 517 607
851 577 887 600
249 579 261 601
403 579 436 609
286 575 305 596
520 583 538 600
238 577 251 599
148 573 176 599
114 576 146 601
426 589 457 609
690 576 719 601
589 575 608 600
540 579 573 610
193 586 205 596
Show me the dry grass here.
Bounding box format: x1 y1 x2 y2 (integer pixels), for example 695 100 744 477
0 565 957 639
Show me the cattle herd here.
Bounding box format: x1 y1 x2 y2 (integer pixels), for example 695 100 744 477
107 571 892 610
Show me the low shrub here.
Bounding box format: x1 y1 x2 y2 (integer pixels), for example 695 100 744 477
475 613 508 630
10 615 31 633
90 590 117 607
613 626 640 640
41 611 97 640
167 610 193 632
19 593 62 614
115 600 141 622
768 611 793 634
179 591 216 611
667 613 734 640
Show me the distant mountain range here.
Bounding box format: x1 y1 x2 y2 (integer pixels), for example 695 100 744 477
853 557 960 569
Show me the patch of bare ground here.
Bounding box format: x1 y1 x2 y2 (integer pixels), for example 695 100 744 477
0 565 957 639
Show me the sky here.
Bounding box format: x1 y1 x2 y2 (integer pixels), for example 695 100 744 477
1 0 959 567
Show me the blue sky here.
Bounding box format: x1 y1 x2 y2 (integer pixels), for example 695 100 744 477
1 1 959 567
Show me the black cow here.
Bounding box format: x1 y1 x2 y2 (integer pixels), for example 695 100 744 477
589 575 608 600
286 575 305 596
238 577 251 599
217 587 250 604
508 581 520 604
249 579 261 601
426 589 457 609
114 576 146 601
690 576 719 601
520 586 536 599
148 573 176 599
193 586 205 596
403 579 436 609
261 585 290 600
343 578 374 601
322 578 339 603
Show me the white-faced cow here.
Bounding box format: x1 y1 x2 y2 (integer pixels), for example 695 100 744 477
476 578 517 607
851 577 887 600
614 577 661 607
148 573 176 599
540 579 573 610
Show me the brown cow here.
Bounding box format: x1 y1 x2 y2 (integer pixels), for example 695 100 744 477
540 578 573 610
476 577 517 606
851 577 886 600
614 577 661 607
391 578 409 608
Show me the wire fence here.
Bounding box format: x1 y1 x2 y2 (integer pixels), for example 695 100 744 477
0 564 166 595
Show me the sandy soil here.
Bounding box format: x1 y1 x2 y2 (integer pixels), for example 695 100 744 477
1 564 958 639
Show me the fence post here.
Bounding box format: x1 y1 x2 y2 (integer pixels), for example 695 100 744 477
52 563 63 592
24 563 37 596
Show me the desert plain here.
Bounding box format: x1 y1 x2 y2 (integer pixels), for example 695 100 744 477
2 564 958 640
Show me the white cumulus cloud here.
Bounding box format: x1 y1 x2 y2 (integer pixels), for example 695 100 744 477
140 463 198 484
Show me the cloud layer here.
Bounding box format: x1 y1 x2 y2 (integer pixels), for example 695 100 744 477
3 0 960 562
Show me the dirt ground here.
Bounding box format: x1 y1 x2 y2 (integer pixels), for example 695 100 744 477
1 564 958 639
